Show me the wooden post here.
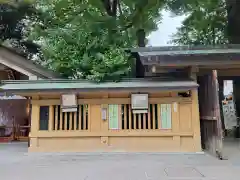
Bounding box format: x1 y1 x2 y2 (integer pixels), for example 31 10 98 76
233 79 240 117
198 70 223 156
213 70 223 157
233 79 240 138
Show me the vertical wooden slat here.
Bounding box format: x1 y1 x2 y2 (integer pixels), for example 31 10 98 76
59 109 63 130
157 104 161 129
143 113 146 129
152 104 156 129
133 114 137 129
86 105 88 130
161 104 166 129
48 105 54 131
74 111 77 130
148 105 151 129
86 105 89 130
79 105 82 130
129 106 132 129
69 112 73 130
138 114 142 129
118 105 122 129
54 106 58 130
64 112 68 130
83 105 87 130
124 104 127 129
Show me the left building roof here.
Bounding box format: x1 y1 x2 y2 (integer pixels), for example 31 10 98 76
0 45 61 79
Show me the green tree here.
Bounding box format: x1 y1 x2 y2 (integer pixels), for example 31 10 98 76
171 1 227 45
166 0 240 45
30 0 164 81
0 0 40 58
167 0 227 45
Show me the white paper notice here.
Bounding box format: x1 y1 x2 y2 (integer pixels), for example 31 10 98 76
173 102 178 112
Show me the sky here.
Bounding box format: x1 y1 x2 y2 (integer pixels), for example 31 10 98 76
148 11 186 46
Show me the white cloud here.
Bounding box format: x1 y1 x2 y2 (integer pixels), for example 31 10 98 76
148 11 186 46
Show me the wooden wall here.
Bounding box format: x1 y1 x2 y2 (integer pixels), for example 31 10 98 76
0 70 29 137
29 90 201 152
0 99 29 136
0 70 9 80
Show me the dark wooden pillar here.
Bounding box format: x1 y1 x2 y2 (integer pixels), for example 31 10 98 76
233 79 240 138
233 79 240 118
218 78 225 133
198 71 223 157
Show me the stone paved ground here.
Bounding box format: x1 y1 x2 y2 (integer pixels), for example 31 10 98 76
1 142 240 180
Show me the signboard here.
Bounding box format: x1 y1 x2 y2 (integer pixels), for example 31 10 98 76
101 108 107 120
222 99 237 130
131 94 148 114
61 94 77 112
160 104 172 129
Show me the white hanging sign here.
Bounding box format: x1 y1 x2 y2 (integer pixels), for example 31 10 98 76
61 94 77 112
131 94 148 114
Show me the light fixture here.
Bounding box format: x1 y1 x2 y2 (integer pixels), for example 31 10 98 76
151 66 156 73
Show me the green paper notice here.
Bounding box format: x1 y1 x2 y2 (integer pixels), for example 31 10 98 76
108 104 119 129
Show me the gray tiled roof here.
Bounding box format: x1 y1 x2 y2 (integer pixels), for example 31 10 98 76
129 45 240 66
0 78 198 93
130 44 240 54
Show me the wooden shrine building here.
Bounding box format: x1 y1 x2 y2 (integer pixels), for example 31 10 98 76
1 45 240 153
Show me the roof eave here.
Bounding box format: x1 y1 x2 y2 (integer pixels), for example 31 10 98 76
129 44 240 53
0 46 62 79
0 86 198 95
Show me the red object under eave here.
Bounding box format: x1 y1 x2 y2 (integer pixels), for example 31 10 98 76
0 137 11 143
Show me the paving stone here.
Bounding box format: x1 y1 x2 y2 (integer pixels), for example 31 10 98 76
1 142 240 180
164 167 204 178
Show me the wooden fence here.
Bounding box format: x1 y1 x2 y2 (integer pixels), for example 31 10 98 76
120 104 172 130
38 103 173 132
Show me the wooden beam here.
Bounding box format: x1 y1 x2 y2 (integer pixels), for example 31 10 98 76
31 97 192 106
30 130 194 138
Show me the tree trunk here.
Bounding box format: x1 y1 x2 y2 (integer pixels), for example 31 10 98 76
136 29 146 47
135 29 145 78
226 0 240 44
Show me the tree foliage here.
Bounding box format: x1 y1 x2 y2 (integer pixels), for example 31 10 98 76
29 0 164 81
0 0 40 58
167 0 228 45
167 0 240 45
1 0 165 81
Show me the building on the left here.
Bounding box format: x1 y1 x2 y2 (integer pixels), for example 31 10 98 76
0 45 60 142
